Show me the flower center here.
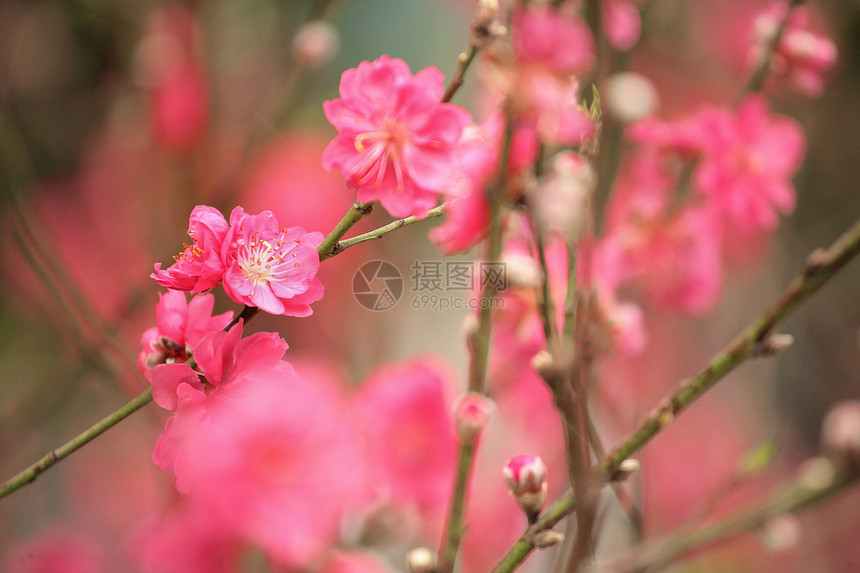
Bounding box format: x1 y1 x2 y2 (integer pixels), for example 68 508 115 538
352 121 409 192
236 230 300 292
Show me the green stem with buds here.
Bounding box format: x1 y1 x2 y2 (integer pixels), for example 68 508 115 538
492 216 860 572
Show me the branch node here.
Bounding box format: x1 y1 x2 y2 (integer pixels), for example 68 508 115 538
756 333 795 357
804 248 829 276
531 529 565 549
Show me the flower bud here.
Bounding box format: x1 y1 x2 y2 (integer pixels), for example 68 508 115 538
757 514 801 553
530 152 594 242
503 455 548 522
292 21 340 67
406 547 436 573
821 400 860 469
531 529 564 548
605 71 658 124
612 458 640 482
502 251 541 289
453 393 494 441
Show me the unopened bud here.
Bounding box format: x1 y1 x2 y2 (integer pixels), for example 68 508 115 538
605 72 659 124
757 333 794 357
757 514 801 553
502 251 541 289
406 547 436 573
531 529 564 548
612 458 640 482
292 21 340 67
530 152 594 243
504 455 548 522
797 456 836 492
475 0 498 27
454 393 494 441
821 400 860 468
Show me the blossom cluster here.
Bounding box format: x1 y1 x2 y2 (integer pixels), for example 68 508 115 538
152 205 324 316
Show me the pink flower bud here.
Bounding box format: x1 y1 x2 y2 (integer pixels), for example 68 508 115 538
453 393 494 441
292 21 340 67
821 400 860 467
503 455 548 522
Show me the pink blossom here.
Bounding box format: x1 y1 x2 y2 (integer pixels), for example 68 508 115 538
3 529 105 573
149 321 293 488
751 2 837 97
138 5 208 153
512 7 594 76
221 206 324 316
137 290 233 372
604 0 646 51
695 95 805 233
176 359 365 568
352 358 457 517
131 502 241 573
601 152 724 315
151 205 229 293
319 552 392 573
430 117 537 254
321 56 471 217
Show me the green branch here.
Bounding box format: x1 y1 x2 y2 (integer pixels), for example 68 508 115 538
0 388 154 499
492 216 860 572
330 203 447 255
607 461 860 572
317 201 373 260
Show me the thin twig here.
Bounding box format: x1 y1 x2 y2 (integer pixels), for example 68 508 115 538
0 388 154 499
438 115 514 573
331 203 447 254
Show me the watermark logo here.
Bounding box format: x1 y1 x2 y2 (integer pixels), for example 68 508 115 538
353 259 507 311
353 260 404 311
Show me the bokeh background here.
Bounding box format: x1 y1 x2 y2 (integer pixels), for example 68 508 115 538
0 0 859 571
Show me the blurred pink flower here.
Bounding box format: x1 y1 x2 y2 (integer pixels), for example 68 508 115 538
139 5 208 153
131 501 241 573
137 290 233 372
321 55 471 217
695 95 805 234
602 152 724 315
149 321 292 488
604 0 646 51
352 358 457 518
3 529 105 573
512 7 594 75
151 205 229 293
430 116 537 254
751 2 837 97
177 357 365 568
318 552 392 573
221 206 324 316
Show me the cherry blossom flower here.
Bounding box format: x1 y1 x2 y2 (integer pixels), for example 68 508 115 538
221 206 324 316
695 95 805 234
512 7 594 76
137 290 233 372
604 0 647 51
751 2 837 97
430 117 537 254
137 5 208 153
151 205 229 293
601 152 724 315
177 368 365 568
321 55 471 217
149 321 294 489
352 358 457 518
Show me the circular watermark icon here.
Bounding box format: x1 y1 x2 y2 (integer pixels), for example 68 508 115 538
352 260 404 311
